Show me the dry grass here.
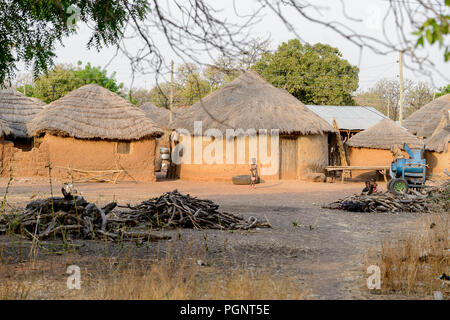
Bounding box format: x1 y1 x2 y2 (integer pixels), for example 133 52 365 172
0 245 309 300
367 212 449 298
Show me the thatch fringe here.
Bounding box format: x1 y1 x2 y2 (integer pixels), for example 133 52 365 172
347 118 424 150
28 84 163 140
170 70 335 135
0 88 45 138
403 94 450 138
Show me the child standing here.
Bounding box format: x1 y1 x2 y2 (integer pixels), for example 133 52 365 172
250 158 258 189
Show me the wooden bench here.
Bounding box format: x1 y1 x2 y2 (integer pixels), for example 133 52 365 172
325 166 390 183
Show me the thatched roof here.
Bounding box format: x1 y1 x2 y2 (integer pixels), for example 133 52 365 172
171 70 335 135
0 119 11 137
142 103 190 129
0 88 45 138
347 118 424 150
425 114 449 153
28 84 163 140
403 94 450 138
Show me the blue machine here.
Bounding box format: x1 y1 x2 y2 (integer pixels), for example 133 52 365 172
388 143 427 194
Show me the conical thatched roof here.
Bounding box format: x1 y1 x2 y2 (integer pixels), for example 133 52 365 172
0 119 11 137
0 88 45 138
142 103 191 129
425 114 449 153
141 102 169 127
347 118 424 150
171 70 334 135
403 94 450 138
28 84 163 140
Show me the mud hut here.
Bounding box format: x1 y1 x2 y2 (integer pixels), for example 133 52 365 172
27 84 163 182
424 114 449 177
170 70 335 181
346 118 424 179
0 88 45 150
403 94 450 138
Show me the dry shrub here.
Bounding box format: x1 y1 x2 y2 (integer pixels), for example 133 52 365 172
87 259 308 300
371 212 449 297
0 251 309 300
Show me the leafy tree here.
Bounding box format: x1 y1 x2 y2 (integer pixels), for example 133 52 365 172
130 88 153 106
413 1 450 61
252 40 359 105
436 84 450 97
405 82 434 117
148 82 184 110
17 62 124 103
355 78 434 120
181 73 211 105
0 0 149 85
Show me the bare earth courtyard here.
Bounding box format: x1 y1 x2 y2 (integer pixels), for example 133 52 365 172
0 178 428 299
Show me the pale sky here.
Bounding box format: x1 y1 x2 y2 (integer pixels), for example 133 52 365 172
19 0 450 92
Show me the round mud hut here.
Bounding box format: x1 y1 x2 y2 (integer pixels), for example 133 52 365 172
403 94 450 139
346 118 424 179
170 70 335 181
424 114 449 177
28 84 163 182
0 88 45 149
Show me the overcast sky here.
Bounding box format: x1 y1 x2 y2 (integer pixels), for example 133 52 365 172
21 0 450 92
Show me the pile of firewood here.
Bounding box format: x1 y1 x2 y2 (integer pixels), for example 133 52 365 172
324 192 428 213
0 188 170 242
324 182 449 213
0 189 270 242
117 189 271 230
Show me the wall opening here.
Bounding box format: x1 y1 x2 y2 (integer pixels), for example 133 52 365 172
117 141 131 154
7 137 34 152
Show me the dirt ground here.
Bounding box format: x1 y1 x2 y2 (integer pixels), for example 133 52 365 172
0 177 427 299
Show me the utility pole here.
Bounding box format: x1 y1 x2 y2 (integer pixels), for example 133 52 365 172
169 60 174 125
398 51 404 125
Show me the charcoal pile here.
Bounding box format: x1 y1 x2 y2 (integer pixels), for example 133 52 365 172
117 189 271 230
324 182 449 213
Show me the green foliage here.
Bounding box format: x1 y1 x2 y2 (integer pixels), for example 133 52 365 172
0 0 149 85
252 40 359 105
413 2 450 61
436 84 450 97
181 73 211 105
17 61 124 103
148 82 184 109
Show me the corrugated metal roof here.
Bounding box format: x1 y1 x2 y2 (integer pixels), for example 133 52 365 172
305 105 388 131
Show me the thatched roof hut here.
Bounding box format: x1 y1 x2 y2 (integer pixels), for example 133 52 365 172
347 119 424 150
169 70 334 181
29 84 163 140
171 70 334 134
141 102 168 121
403 94 450 138
425 125 450 153
142 103 190 129
0 88 45 138
425 113 449 153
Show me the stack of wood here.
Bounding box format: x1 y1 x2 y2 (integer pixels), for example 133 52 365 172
324 192 429 213
0 188 170 242
117 189 271 230
0 189 270 242
324 182 449 213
